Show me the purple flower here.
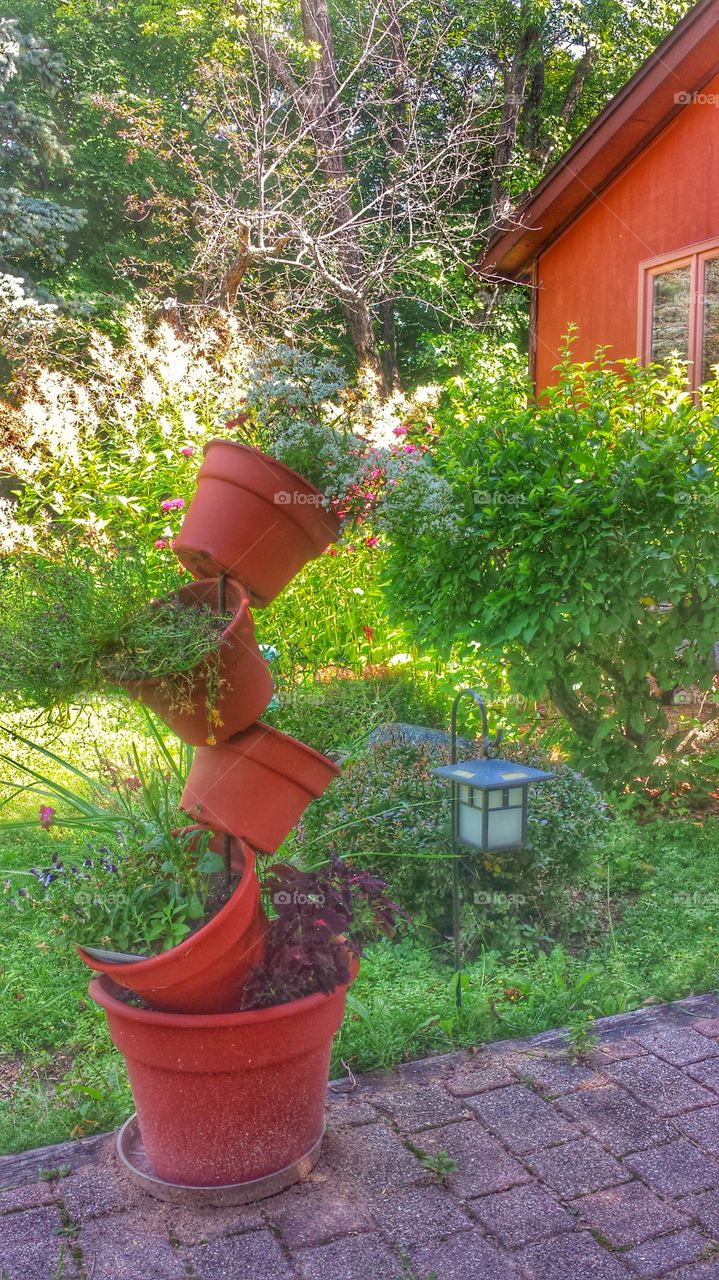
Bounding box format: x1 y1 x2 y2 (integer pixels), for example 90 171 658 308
160 498 186 512
39 806 55 829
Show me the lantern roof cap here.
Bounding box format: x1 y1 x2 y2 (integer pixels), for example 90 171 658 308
433 757 553 789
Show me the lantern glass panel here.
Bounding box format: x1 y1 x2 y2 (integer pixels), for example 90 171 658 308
486 804 524 849
458 784 473 804
458 798 485 847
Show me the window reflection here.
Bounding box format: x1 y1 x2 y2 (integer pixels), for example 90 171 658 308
651 265 691 364
702 257 719 381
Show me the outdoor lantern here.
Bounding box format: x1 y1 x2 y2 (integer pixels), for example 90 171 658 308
433 756 553 853
432 687 552 1007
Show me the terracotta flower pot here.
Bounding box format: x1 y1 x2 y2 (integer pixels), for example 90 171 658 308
118 579 274 747
77 843 267 1014
90 963 357 1188
172 440 340 606
180 723 340 853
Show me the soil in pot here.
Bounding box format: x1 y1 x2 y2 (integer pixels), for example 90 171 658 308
102 579 274 747
77 841 267 1014
91 961 357 1187
172 441 340 606
180 722 340 853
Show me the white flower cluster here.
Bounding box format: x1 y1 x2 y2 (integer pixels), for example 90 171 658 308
243 342 460 536
246 344 348 423
243 343 370 499
373 452 462 542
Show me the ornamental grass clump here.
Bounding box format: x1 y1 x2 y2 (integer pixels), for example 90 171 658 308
4 758 229 956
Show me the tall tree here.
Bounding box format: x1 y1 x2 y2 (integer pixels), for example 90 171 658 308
0 17 84 285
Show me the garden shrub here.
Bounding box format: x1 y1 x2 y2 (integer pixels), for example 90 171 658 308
298 735 610 953
381 347 719 788
266 668 449 755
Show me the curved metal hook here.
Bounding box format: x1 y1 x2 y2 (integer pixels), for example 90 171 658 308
450 687 503 764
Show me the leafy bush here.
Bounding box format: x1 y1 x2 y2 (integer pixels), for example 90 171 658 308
298 735 610 952
382 349 719 786
266 667 448 754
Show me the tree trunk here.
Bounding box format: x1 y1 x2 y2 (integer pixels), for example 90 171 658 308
299 0 384 387
378 298 400 391
491 21 541 226
374 0 408 393
546 673 597 745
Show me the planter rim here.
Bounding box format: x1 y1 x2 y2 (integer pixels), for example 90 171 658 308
90 957 358 1029
77 838 257 980
202 438 330 508
226 720 342 773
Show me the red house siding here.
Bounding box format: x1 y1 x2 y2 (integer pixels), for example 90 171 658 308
535 71 719 389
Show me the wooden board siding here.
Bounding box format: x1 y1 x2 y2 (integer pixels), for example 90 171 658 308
534 70 719 389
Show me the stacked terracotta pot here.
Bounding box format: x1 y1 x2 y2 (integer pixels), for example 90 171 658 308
88 441 353 1197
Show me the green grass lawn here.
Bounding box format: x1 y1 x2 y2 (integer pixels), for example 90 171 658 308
2 790 719 1153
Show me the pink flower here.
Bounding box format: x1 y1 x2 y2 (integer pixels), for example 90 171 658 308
403 443 417 454
160 497 186 512
347 544 356 553
327 546 339 556
154 538 169 550
365 536 379 549
392 425 408 436
124 776 141 791
180 446 195 458
39 805 55 830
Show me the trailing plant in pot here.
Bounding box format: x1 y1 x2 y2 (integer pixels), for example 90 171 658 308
0 547 273 741
172 347 383 601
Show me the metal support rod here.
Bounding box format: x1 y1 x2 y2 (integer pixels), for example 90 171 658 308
217 570 231 890
449 689 502 1012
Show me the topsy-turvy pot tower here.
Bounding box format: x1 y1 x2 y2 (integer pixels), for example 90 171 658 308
88 439 353 1202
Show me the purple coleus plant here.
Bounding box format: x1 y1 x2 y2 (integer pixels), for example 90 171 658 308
240 854 407 1010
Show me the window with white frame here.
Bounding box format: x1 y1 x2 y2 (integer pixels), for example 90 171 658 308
640 239 719 387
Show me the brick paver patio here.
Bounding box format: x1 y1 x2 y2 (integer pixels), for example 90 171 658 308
5 994 719 1278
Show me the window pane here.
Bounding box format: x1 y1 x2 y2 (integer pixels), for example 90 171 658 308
702 257 719 381
651 265 691 364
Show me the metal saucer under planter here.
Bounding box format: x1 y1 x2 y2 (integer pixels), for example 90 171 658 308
116 1114 324 1206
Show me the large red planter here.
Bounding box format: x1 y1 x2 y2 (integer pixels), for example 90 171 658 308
91 965 356 1187
180 723 340 852
77 844 266 1014
172 441 340 606
117 579 273 747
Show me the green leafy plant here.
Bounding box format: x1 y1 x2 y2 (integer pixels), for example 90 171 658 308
413 1147 458 1186
382 348 719 787
299 736 609 953
567 1011 600 1062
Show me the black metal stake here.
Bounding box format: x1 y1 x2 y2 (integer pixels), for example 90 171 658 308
448 689 503 1013
217 571 231 890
